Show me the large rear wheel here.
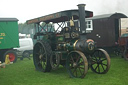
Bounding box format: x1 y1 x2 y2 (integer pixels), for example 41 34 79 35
33 41 52 72
66 51 88 78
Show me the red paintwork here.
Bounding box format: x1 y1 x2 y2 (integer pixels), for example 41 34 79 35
8 53 15 62
118 37 128 46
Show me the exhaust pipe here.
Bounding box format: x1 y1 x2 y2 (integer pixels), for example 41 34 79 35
77 4 86 35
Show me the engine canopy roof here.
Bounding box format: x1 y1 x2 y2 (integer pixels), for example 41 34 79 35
26 9 93 24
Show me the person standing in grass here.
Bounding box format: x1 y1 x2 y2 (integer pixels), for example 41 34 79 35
124 39 128 60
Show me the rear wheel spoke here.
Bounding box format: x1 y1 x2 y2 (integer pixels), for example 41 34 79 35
71 56 75 63
75 68 78 77
76 56 80 63
78 67 83 75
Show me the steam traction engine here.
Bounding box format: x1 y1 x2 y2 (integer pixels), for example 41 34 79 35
27 4 110 78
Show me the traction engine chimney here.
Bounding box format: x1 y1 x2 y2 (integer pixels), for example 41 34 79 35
77 4 86 35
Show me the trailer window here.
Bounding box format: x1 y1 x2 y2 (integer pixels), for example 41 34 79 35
86 20 93 33
120 18 128 36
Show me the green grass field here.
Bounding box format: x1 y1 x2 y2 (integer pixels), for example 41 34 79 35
0 55 128 85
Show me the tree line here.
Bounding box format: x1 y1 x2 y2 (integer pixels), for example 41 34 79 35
18 22 54 34
18 23 34 34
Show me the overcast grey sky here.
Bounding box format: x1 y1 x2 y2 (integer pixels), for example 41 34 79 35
0 0 128 23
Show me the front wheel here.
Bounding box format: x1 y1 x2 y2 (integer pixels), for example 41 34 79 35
90 49 110 74
66 51 88 78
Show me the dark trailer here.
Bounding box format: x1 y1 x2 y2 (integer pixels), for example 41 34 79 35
86 13 127 52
